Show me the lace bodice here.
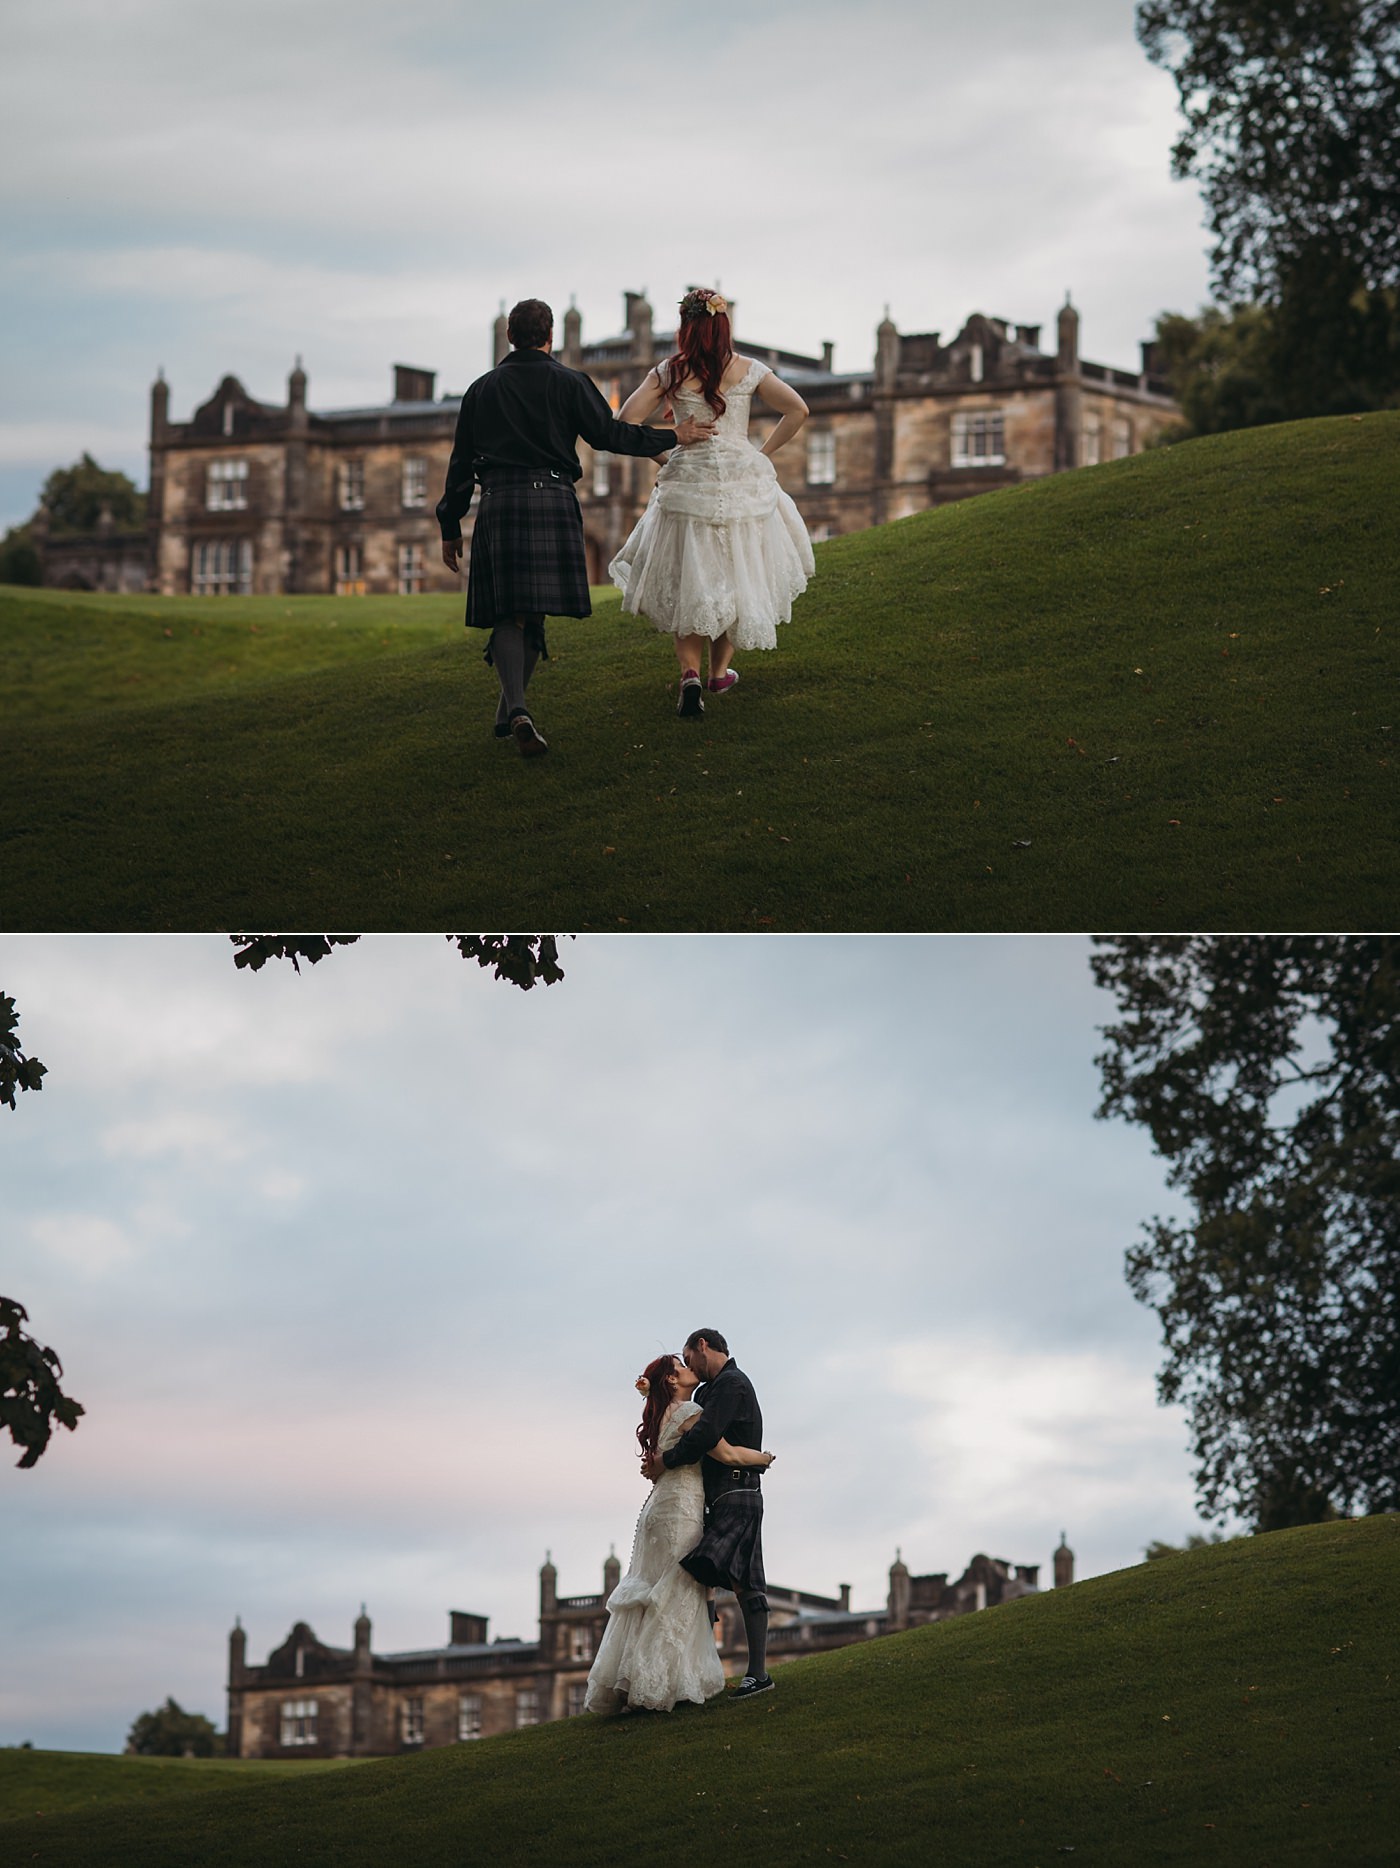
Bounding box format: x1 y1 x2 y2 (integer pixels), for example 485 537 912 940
659 1397 702 1454
668 357 771 442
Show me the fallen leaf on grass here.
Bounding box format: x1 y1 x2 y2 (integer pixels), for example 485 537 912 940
1012 839 1032 849
603 846 616 855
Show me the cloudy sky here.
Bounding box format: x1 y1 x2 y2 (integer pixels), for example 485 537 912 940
1 934 1210 1753
0 0 1213 531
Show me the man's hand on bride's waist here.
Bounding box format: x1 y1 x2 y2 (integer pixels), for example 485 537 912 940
674 415 716 446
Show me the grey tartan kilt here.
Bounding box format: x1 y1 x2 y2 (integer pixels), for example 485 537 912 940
464 472 591 632
680 1485 767 1596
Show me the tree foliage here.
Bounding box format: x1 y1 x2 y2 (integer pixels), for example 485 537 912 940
0 1296 84 1469
230 934 567 989
126 1698 221 1758
0 523 40 587
1137 1 1400 300
37 454 147 535
1154 265 1400 435
1 993 47 1109
1093 936 1400 1529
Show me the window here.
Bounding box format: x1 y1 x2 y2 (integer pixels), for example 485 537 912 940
515 1688 540 1727
1112 415 1133 459
280 1699 318 1746
192 538 252 595
568 1626 593 1663
335 544 364 595
340 460 365 511
402 1697 424 1745
809 522 833 544
566 1683 587 1717
458 1694 482 1741
969 342 984 383
402 456 428 507
592 452 610 497
398 542 424 595
806 430 836 485
222 403 235 438
1082 412 1102 466
206 459 248 511
951 411 1005 467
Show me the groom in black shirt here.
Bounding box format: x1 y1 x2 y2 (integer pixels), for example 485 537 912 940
643 1327 774 1700
437 298 714 755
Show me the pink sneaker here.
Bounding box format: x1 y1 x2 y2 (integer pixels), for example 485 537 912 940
707 670 739 695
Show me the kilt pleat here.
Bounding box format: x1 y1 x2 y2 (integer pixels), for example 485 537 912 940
680 1487 766 1596
465 474 591 632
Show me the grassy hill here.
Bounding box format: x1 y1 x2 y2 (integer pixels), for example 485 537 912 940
3 1516 1396 1866
2 412 1396 931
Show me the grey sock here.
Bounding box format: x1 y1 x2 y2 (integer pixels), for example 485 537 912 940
740 1595 768 1680
490 623 529 719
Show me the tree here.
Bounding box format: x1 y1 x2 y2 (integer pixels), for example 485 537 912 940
1143 1531 1233 1559
126 1698 221 1758
1150 304 1284 436
1137 1 1400 301
228 934 566 990
0 1297 84 1468
1092 937 1400 1529
0 523 40 587
1 938 565 1464
36 454 147 535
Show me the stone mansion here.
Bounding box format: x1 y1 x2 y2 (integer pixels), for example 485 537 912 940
227 1536 1075 1758
119 292 1177 599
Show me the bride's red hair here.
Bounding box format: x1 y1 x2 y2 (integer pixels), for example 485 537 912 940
636 1353 682 1465
662 296 734 417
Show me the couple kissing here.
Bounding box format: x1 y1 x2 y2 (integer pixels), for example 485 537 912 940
584 1329 776 1714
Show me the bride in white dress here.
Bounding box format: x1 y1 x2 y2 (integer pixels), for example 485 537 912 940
584 1352 775 1715
609 287 816 717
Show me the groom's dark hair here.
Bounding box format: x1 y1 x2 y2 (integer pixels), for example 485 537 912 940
507 299 553 350
685 1328 728 1354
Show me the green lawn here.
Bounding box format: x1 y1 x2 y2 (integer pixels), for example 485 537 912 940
3 412 1396 931
3 1516 1396 1865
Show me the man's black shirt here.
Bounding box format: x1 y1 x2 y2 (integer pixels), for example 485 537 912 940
663 1359 763 1506
436 347 679 539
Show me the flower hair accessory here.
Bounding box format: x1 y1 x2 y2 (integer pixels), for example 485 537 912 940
679 287 727 319
635 1375 650 1396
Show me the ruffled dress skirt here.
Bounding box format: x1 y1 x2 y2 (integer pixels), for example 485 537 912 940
584 1468 726 1715
610 438 814 650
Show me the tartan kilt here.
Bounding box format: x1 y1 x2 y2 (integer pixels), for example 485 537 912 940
465 472 591 632
680 1485 767 1597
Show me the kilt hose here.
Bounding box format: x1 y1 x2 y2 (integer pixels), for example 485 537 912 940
680 1483 767 1601
465 469 591 654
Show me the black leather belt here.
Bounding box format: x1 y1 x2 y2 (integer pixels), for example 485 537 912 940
479 467 568 490
723 1469 762 1489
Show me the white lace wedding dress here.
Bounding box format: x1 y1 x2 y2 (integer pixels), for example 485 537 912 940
584 1398 726 1715
609 358 815 648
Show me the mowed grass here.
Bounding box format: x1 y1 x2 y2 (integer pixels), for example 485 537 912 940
3 1517 1396 1867
2 411 1396 931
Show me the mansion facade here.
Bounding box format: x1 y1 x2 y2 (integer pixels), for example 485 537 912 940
227 1536 1075 1758
109 292 1176 599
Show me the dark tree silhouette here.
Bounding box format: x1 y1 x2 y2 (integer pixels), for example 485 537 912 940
1093 935 1400 1528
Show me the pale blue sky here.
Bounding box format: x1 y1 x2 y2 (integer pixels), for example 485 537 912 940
0 934 1208 1752
0 0 1212 529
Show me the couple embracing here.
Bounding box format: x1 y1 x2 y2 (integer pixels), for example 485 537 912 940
437 291 816 756
584 1329 777 1715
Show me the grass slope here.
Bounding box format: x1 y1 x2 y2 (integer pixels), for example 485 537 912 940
2 412 1396 931
3 1517 1396 1866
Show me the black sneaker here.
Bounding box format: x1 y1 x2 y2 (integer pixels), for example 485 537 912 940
493 722 512 740
510 713 549 757
731 1674 774 1701
677 675 704 719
